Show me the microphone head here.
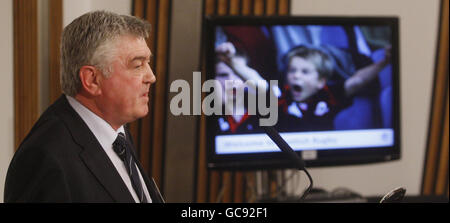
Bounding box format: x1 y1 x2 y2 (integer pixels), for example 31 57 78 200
380 187 406 203
261 125 306 170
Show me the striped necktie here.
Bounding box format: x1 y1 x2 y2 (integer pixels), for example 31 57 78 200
113 132 148 203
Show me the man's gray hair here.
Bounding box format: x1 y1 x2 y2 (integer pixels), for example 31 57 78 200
60 10 151 96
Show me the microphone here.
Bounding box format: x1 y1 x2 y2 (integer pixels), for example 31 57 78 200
380 187 406 203
150 178 166 203
260 125 313 200
261 126 305 170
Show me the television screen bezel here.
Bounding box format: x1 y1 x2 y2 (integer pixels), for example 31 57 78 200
204 15 401 170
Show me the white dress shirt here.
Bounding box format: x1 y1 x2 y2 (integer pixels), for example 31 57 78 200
66 95 151 203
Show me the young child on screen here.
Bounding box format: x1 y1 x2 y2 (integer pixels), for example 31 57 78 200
216 42 391 131
272 45 350 131
214 43 261 134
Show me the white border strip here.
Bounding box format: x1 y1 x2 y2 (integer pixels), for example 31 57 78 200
216 129 394 154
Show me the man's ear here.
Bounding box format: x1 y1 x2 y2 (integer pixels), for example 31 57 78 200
79 65 102 96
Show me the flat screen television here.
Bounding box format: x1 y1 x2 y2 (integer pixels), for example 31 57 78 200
204 16 400 170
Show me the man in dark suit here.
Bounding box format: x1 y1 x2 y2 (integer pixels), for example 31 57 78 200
4 11 164 203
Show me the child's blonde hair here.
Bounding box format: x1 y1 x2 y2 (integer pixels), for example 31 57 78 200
285 46 333 80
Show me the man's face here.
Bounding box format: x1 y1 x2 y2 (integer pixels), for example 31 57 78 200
286 56 325 102
97 35 156 128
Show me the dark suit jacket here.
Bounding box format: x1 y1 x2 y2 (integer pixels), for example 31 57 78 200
4 95 163 203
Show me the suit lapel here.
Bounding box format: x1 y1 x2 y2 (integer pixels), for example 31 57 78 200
55 95 135 203
79 147 135 203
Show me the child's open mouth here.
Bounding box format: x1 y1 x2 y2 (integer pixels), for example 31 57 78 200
292 84 303 93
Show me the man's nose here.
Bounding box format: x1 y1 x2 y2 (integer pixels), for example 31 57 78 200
145 67 156 84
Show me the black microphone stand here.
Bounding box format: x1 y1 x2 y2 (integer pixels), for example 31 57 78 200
260 125 313 201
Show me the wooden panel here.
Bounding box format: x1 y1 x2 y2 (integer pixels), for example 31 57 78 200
209 171 221 202
222 171 233 202
229 0 241 15
253 0 264 15
14 0 39 149
278 0 289 15
195 114 209 202
265 0 277 16
133 0 146 18
127 120 140 156
151 0 171 189
233 172 244 202
241 0 253 15
196 118 209 202
245 172 256 202
205 0 216 16
49 0 63 103
435 87 448 195
195 0 217 203
145 0 158 41
217 0 228 16
422 0 449 196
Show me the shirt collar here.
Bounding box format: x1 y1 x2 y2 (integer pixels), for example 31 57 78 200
66 95 125 150
287 102 304 118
